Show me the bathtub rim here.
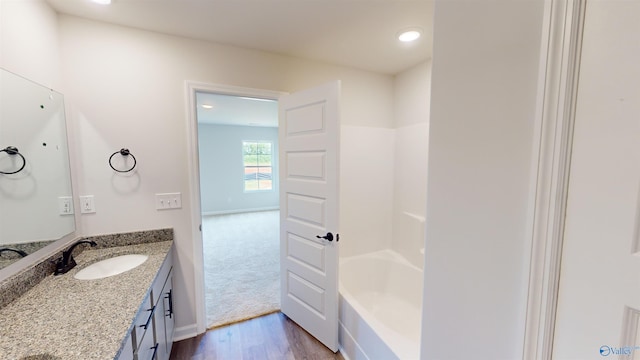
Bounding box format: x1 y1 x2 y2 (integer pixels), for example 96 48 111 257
339 249 423 360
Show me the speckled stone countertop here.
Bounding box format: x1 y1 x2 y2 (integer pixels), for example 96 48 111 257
0 240 173 360
0 240 56 270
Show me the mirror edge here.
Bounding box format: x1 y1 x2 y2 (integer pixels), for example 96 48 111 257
0 231 80 283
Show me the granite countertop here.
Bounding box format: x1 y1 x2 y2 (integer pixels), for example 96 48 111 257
0 240 173 360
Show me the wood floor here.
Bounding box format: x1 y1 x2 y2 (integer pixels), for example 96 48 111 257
169 312 345 360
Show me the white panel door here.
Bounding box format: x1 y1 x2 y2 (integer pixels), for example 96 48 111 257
279 81 340 352
553 2 640 359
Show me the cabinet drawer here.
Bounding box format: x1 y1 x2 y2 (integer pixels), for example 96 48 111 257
132 295 154 349
135 327 158 360
151 251 172 305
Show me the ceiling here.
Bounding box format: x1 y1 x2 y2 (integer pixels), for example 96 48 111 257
45 0 433 126
45 0 434 76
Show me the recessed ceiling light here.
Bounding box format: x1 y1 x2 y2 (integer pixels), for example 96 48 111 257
201 104 213 109
398 29 422 43
91 0 112 4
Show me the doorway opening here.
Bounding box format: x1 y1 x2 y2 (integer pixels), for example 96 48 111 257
195 91 281 329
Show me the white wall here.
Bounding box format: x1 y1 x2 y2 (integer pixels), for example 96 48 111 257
421 1 544 359
392 60 431 269
339 125 395 258
0 0 79 248
394 61 432 129
0 0 62 90
57 15 394 336
198 124 279 214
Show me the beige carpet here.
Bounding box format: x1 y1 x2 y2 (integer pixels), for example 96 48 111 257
202 210 280 329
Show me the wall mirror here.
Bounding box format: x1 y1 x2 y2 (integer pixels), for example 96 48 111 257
0 68 75 270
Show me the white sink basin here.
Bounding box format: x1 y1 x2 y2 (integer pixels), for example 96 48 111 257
74 254 149 280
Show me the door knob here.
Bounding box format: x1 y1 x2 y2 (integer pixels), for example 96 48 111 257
316 232 339 242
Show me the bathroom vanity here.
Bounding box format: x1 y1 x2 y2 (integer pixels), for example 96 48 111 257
1 60 179 360
0 233 174 360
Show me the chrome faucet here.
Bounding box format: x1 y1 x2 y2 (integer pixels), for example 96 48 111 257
0 248 28 258
54 240 97 275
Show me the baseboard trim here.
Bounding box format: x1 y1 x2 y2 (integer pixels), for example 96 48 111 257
173 324 199 342
202 206 280 216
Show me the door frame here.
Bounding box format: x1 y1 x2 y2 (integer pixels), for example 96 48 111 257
184 81 287 334
523 0 586 358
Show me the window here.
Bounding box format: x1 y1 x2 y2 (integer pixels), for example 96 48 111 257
243 141 273 191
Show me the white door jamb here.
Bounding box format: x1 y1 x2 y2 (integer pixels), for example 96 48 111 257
184 81 287 336
522 0 586 358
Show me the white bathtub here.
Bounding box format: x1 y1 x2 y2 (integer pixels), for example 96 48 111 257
339 250 423 360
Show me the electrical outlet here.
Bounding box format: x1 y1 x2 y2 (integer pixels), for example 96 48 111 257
80 195 95 214
58 196 74 215
156 193 182 210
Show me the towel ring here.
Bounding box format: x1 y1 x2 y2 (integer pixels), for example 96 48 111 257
0 146 26 175
109 148 137 173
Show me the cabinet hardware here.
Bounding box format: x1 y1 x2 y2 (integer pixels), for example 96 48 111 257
165 289 173 319
140 305 156 330
150 343 159 360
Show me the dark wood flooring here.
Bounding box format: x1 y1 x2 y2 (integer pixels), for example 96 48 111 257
169 312 345 360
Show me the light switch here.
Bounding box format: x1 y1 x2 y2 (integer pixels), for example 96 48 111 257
156 193 182 210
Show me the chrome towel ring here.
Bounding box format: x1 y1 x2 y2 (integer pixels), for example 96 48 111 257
0 146 26 175
109 148 137 173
